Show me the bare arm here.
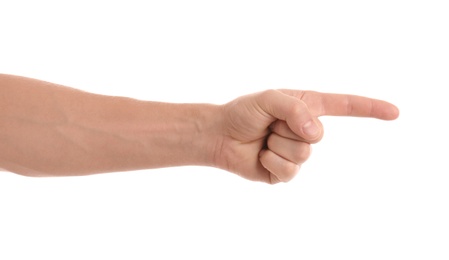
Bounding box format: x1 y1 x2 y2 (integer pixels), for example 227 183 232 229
0 74 220 176
0 74 398 183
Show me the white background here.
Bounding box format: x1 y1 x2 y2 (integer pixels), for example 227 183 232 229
1 0 448 259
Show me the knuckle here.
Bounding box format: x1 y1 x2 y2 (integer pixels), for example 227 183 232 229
263 89 278 96
273 162 299 183
282 163 300 182
259 89 278 101
293 143 311 163
289 100 306 116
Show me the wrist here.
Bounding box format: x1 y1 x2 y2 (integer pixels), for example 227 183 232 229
185 103 225 168
140 102 224 169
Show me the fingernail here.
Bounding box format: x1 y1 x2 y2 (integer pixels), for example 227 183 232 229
303 120 320 138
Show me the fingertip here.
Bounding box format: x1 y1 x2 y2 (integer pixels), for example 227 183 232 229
303 120 319 137
302 119 322 140
391 105 400 120
384 104 400 120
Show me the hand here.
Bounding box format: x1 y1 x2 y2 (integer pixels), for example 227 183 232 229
213 89 399 184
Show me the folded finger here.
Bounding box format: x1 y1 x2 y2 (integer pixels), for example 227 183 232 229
259 149 301 183
270 120 323 143
267 133 312 164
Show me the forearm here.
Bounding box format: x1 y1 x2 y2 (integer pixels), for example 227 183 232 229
0 74 220 176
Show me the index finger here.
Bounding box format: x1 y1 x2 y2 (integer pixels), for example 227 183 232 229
279 90 400 120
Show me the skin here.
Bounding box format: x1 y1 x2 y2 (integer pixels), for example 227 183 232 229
0 74 399 184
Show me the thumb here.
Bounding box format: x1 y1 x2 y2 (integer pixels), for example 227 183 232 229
255 89 322 141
